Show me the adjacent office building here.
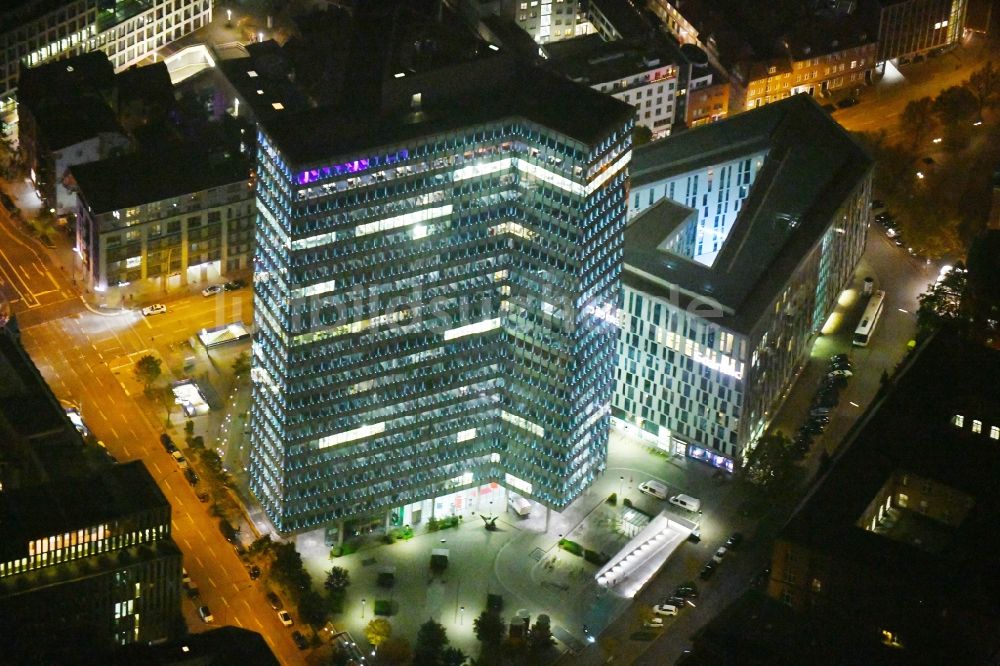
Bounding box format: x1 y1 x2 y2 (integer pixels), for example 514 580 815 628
0 461 182 661
613 95 872 469
0 322 182 660
865 0 968 63
0 0 212 122
247 23 633 533
72 148 253 303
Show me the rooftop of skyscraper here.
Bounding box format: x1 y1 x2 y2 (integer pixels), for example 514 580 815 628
225 2 633 166
623 94 872 334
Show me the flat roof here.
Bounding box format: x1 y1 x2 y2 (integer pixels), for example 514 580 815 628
72 148 250 214
624 94 872 335
544 34 679 84
262 59 634 166
0 461 169 562
781 327 1000 598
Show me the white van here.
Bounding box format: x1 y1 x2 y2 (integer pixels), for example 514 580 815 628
669 494 701 513
638 479 668 500
508 495 532 517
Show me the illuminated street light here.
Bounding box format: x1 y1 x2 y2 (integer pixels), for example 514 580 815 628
932 137 942 144
361 598 366 618
226 9 231 22
258 31 263 43
916 171 924 179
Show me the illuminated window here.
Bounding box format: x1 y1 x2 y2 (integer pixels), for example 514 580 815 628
881 629 903 648
990 426 999 440
952 414 964 428
810 578 822 593
972 419 982 434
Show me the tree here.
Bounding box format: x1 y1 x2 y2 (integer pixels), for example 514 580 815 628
632 124 653 146
738 432 804 498
366 617 393 649
413 619 449 666
526 615 555 658
297 587 328 627
134 354 162 389
900 97 936 149
965 60 1000 115
375 637 412 666
232 351 251 377
28 209 58 245
325 566 351 592
441 647 467 666
473 610 505 651
249 535 273 556
934 85 978 128
270 542 311 596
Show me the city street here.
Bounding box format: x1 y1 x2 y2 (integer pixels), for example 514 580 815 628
13 288 306 664
834 35 999 142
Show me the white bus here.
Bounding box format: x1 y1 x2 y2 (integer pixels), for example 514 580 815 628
853 290 886 347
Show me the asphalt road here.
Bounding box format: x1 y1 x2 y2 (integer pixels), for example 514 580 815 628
13 283 304 664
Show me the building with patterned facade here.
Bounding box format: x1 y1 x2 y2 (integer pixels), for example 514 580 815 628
247 47 633 534
0 0 212 123
612 95 872 470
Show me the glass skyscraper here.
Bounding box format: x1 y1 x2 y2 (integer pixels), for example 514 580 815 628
248 59 633 533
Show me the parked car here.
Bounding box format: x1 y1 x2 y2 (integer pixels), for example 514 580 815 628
665 596 687 607
249 565 261 580
675 585 699 598
871 199 885 210
643 618 665 629
184 581 199 599
725 533 744 550
198 605 214 623
266 591 283 610
836 96 859 109
653 604 679 617
828 369 853 378
803 419 826 435
171 450 188 469
291 631 309 650
885 227 899 239
278 610 294 626
160 434 177 453
181 568 191 586
141 304 167 316
197 491 210 503
224 279 247 291
184 468 199 485
894 236 905 247
712 547 727 563
201 285 223 297
699 562 717 580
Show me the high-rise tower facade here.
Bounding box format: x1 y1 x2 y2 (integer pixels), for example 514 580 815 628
248 56 633 533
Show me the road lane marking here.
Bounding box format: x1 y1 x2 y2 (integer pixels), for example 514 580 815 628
208 576 217 588
196 556 204 568
221 596 230 607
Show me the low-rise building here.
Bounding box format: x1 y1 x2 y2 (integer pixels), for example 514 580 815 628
614 95 871 469
544 34 681 138
72 148 253 304
0 0 212 123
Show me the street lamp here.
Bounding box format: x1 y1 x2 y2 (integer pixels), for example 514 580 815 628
459 605 465 625
258 31 263 43
226 8 232 23
361 598 366 619
619 475 624 497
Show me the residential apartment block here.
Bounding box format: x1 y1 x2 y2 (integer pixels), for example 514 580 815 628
614 96 871 469
248 39 633 534
0 0 212 122
544 35 681 138
72 148 253 304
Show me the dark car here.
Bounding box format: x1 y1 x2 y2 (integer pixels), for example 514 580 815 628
197 491 210 503
674 585 699 599
894 236 905 247
699 562 717 580
184 468 200 486
874 213 893 225
266 591 283 610
0 192 17 214
160 434 177 453
871 199 885 209
664 596 687 607
725 533 744 550
224 279 247 291
291 630 309 650
802 419 825 435
836 96 859 109
249 565 261 580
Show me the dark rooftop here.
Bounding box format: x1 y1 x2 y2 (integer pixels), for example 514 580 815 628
543 33 679 85
262 57 634 166
624 94 872 335
0 461 169 562
113 626 279 666
587 0 653 42
72 148 250 214
782 326 1000 601
116 61 175 112
0 326 71 441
